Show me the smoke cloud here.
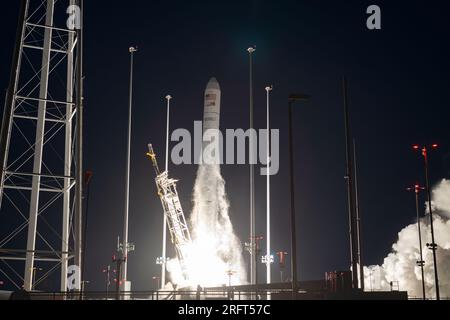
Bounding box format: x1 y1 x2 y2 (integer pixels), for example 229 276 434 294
364 179 450 298
166 163 246 288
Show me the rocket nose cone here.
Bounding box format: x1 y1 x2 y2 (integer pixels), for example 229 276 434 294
206 77 220 90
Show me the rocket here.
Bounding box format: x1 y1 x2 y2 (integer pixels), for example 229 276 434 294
189 77 247 287
201 78 221 165
203 77 221 132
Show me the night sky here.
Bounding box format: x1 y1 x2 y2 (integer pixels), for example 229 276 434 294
1 0 450 291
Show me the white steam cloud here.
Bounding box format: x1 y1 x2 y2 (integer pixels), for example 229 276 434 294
364 179 450 298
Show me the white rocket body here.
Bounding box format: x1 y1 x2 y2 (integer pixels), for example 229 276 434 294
198 77 221 225
203 77 221 132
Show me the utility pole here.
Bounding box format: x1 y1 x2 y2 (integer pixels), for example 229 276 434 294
407 184 426 300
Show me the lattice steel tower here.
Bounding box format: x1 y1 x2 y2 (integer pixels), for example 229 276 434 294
147 144 192 280
0 0 83 292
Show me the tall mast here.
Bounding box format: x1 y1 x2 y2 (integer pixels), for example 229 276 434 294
343 78 359 289
353 139 364 290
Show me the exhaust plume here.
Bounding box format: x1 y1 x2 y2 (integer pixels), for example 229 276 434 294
165 164 247 288
166 77 246 288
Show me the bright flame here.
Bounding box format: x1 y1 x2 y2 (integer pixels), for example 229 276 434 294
166 163 247 288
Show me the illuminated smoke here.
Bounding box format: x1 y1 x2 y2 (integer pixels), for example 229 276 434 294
166 163 246 288
430 179 450 218
364 179 450 298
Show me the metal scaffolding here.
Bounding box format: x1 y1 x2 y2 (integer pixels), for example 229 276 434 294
0 0 83 292
147 144 191 279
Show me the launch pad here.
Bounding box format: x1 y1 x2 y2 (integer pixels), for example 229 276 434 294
2 281 408 301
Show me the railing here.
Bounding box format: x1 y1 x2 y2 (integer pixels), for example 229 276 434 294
19 288 293 301
5 283 416 300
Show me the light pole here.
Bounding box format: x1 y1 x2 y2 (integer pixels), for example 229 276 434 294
121 46 137 294
407 184 426 300
247 46 256 286
413 143 440 300
265 86 273 286
288 93 310 300
160 94 172 290
261 253 274 301
342 79 359 290
353 139 364 290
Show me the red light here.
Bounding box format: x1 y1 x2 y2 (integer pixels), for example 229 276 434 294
432 144 439 148
413 145 420 150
